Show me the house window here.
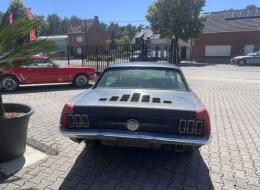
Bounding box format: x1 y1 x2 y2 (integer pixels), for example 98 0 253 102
76 36 83 43
77 47 82 55
205 45 231 56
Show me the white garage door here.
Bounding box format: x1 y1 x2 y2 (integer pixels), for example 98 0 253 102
205 45 231 56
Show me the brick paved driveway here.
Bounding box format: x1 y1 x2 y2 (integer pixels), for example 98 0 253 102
0 64 260 190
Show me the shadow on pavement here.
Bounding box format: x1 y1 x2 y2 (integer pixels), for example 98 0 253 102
0 156 25 184
179 63 217 67
2 84 93 95
60 146 213 190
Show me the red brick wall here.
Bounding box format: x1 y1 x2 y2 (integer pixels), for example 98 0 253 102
86 20 107 46
193 31 260 60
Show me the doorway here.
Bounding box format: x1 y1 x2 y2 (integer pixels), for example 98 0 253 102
181 47 187 59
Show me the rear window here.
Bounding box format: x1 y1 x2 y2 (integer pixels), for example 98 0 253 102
96 68 187 91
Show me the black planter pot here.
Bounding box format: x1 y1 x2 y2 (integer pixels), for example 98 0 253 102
0 103 34 163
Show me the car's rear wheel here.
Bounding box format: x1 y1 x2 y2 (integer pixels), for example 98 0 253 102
238 59 246 66
1 76 19 92
74 74 89 88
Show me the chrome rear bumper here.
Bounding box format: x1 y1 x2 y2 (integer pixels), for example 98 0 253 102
60 128 211 146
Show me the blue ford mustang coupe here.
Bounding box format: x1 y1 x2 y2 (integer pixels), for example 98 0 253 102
60 62 211 152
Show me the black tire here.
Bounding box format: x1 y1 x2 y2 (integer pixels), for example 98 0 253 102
237 59 246 66
74 74 89 88
1 76 19 92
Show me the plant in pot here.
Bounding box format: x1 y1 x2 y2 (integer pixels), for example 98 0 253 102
0 18 56 162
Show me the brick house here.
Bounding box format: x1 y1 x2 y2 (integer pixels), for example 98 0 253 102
68 16 107 58
193 8 260 61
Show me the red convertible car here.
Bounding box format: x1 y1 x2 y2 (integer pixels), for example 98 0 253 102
0 56 96 91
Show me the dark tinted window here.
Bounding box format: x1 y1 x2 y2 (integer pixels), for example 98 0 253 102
96 68 187 91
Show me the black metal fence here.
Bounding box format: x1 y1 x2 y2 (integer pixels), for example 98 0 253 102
67 43 175 73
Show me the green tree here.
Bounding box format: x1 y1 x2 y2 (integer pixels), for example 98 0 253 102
60 17 71 34
0 19 56 119
146 0 206 63
34 15 49 36
46 14 62 35
0 12 4 26
1 0 28 28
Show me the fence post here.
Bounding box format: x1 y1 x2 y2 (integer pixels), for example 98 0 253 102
141 40 145 61
67 45 70 66
131 44 134 61
81 45 84 66
106 45 109 67
96 46 99 72
170 39 174 64
144 44 148 61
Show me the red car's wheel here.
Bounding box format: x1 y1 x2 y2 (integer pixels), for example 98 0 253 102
1 76 19 92
74 74 89 88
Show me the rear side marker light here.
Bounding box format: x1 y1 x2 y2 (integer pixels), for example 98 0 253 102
195 121 203 135
187 120 195 134
179 120 186 134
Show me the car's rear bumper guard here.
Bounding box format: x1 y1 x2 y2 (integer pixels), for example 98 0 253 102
60 128 211 146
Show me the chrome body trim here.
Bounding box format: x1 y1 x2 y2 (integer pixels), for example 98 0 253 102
60 127 211 146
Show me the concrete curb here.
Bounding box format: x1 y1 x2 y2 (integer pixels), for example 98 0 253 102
27 138 59 156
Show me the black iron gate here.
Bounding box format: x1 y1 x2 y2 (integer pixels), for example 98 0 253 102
68 43 175 73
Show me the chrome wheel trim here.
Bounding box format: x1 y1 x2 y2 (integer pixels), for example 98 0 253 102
76 75 88 87
2 77 17 91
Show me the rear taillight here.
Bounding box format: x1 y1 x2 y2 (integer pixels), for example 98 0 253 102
178 107 211 136
60 102 74 128
196 107 211 136
60 102 89 128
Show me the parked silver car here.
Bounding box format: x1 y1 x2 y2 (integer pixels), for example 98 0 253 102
231 52 260 66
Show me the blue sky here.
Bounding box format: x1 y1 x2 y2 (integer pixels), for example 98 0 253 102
1 0 260 25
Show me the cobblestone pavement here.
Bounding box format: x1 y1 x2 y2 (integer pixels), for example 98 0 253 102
1 64 260 190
